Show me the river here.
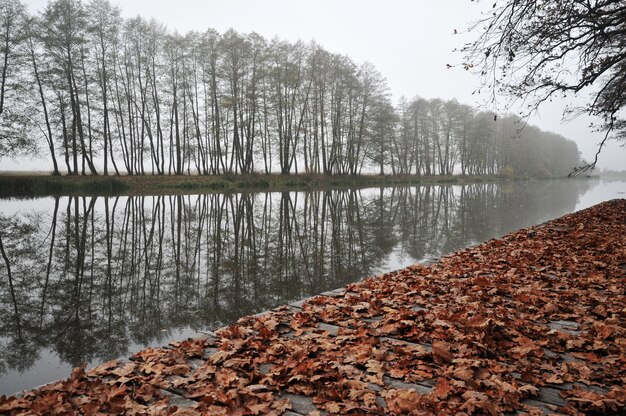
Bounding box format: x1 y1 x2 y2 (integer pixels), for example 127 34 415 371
0 178 624 394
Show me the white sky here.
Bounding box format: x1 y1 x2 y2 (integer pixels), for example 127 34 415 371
7 0 625 171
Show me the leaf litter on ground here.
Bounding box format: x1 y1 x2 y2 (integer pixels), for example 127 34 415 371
1 199 624 415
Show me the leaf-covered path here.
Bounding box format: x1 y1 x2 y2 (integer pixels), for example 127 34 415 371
1 199 625 415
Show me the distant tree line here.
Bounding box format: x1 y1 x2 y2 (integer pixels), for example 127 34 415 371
0 0 581 177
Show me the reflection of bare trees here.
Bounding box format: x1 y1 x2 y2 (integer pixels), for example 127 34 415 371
0 213 41 376
0 180 590 378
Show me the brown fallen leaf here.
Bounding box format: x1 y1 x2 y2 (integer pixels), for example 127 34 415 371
518 384 539 396
546 374 564 384
383 389 421 413
433 377 453 399
432 340 453 363
247 402 270 415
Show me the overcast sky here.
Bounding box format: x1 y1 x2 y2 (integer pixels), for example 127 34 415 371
11 0 625 171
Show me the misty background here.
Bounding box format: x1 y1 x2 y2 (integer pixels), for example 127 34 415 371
2 0 624 171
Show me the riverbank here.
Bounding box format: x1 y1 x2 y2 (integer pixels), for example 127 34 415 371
0 172 512 198
1 199 624 415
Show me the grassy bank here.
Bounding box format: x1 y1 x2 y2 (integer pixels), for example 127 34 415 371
0 172 511 198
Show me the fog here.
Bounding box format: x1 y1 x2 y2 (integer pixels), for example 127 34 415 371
6 0 624 171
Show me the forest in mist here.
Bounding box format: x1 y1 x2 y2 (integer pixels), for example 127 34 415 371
0 0 582 177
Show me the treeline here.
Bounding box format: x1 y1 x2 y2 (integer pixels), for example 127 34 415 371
0 0 581 177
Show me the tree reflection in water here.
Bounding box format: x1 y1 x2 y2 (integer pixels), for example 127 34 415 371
0 180 591 391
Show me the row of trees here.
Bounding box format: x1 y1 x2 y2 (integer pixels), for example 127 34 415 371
0 0 582 177
393 99 581 177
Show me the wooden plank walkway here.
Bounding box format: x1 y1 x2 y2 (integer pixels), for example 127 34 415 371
1 199 625 415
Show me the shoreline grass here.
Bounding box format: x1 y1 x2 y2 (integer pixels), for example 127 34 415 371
0 172 525 198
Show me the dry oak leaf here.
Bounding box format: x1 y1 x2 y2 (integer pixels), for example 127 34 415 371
271 398 292 413
545 373 564 384
388 367 409 379
170 339 206 358
210 349 235 365
460 390 498 416
86 359 119 376
518 385 539 396
510 337 541 357
432 341 454 363
433 377 453 400
246 402 271 415
365 359 385 375
383 388 421 414
323 401 343 413
451 366 474 381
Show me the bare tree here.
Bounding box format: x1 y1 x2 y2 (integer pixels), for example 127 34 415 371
43 0 98 175
24 15 59 174
0 0 33 158
464 0 626 171
87 0 121 175
0 0 23 116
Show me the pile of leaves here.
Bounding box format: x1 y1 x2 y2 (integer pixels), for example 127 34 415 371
1 199 624 415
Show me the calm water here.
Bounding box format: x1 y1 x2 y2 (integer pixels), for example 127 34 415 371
0 178 624 394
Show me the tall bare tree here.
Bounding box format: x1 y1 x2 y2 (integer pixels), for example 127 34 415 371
0 0 33 158
43 0 97 174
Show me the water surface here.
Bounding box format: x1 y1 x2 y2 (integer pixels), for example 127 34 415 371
0 178 624 394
